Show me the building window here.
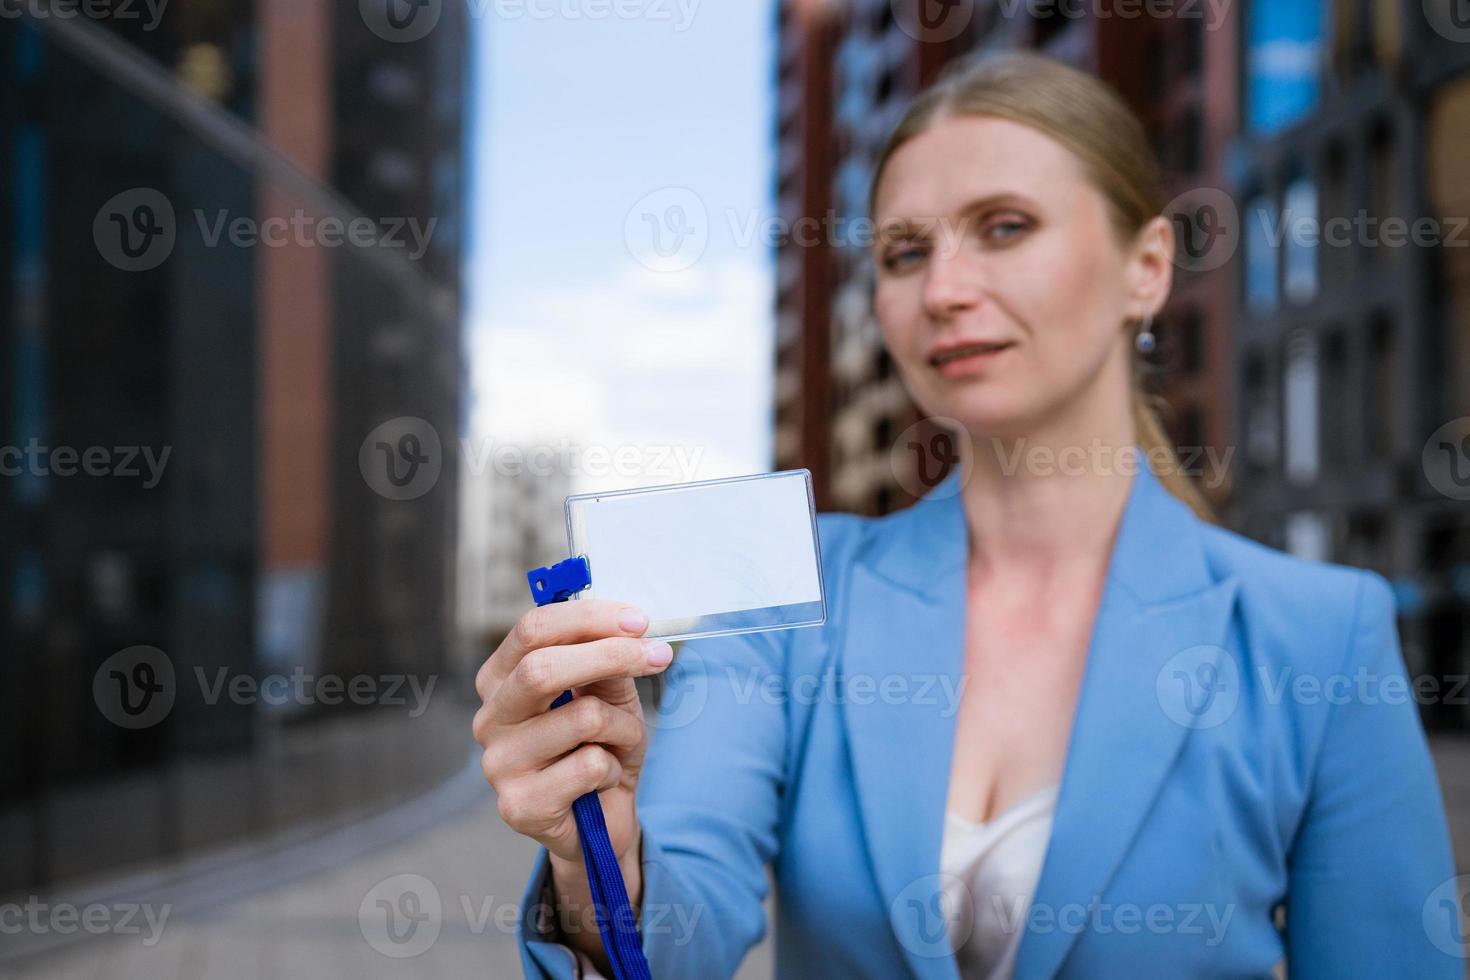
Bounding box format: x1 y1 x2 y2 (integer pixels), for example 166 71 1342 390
1244 351 1280 469
874 414 893 453
1320 328 1349 471
1284 328 1320 486
874 347 892 381
872 2 894 35
1283 176 1318 303
876 67 895 105
1183 16 1204 75
1245 194 1280 315
1320 139 1351 282
1180 406 1205 455
1285 510 1331 562
1366 314 1397 458
835 157 873 228
1146 33 1168 101
1177 108 1202 174
1346 511 1384 570
1368 121 1398 264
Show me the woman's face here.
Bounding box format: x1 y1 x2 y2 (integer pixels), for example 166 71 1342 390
871 114 1169 441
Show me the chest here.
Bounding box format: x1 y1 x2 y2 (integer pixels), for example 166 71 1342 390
945 581 1103 823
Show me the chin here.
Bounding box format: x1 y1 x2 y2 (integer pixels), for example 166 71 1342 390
927 388 1038 444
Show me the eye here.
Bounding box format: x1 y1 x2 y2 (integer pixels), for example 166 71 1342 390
984 215 1032 242
881 244 929 271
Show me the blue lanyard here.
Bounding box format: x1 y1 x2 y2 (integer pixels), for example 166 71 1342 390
530 558 653 980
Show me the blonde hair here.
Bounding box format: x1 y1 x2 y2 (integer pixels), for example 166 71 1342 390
869 50 1214 522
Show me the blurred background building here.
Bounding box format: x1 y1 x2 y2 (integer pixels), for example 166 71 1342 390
773 0 1470 752
775 0 1237 517
776 0 1237 513
0 0 469 893
456 454 571 670
1229 0 1470 737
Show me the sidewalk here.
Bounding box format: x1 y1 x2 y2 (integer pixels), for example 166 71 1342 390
3 767 551 978
2 747 777 980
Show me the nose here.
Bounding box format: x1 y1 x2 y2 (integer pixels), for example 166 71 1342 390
921 241 984 322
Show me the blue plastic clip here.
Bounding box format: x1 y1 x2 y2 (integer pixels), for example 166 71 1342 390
526 556 591 606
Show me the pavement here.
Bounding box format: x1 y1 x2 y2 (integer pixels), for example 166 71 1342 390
0 680 778 980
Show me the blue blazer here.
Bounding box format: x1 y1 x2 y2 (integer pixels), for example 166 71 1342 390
517 462 1461 978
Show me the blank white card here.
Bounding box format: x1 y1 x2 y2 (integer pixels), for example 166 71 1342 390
565 470 826 642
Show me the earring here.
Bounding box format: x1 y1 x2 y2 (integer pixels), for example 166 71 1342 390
1135 316 1157 355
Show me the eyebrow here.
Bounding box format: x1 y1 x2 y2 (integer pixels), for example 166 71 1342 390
876 192 1041 241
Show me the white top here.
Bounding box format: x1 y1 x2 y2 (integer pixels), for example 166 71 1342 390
940 783 1061 980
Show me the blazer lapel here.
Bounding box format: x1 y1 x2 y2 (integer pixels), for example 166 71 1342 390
840 471 969 980
1012 464 1239 979
838 459 1240 980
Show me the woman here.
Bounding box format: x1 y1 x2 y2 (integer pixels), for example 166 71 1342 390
475 52 1460 978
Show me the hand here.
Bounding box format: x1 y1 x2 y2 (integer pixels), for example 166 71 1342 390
473 599 673 873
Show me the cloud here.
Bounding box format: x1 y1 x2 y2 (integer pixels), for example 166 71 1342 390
522 258 773 373
467 326 608 444
467 254 773 491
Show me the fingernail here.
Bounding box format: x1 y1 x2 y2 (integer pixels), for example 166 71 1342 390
619 607 649 633
642 639 673 666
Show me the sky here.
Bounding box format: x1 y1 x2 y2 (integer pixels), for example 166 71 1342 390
468 0 777 493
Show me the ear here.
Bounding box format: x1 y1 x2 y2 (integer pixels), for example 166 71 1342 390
1125 214 1175 320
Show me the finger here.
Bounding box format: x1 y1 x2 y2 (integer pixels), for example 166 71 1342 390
472 702 494 748
478 695 644 782
492 635 673 723
480 600 650 697
493 744 625 836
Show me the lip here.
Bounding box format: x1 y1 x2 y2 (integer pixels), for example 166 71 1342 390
927 339 1017 371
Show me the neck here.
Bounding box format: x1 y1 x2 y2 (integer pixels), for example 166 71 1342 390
958 383 1137 587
